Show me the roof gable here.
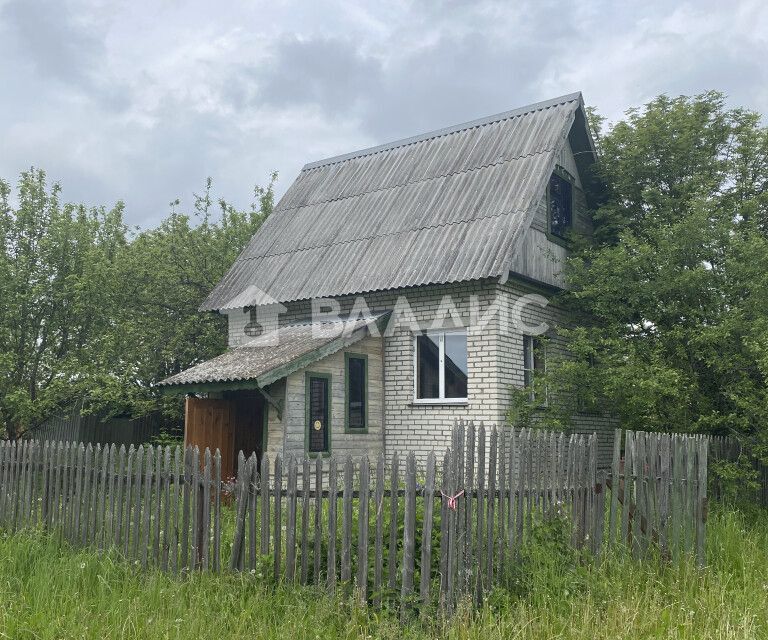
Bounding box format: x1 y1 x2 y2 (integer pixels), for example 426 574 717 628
202 92 594 311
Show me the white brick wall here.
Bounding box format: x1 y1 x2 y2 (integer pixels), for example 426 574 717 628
231 278 616 467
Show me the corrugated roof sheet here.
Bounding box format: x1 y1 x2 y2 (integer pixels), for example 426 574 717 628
201 92 586 311
158 315 385 389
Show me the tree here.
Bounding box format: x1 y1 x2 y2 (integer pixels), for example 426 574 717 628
87 175 277 424
0 169 276 438
0 169 127 439
546 93 768 446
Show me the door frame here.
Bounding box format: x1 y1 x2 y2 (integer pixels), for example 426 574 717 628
304 371 332 456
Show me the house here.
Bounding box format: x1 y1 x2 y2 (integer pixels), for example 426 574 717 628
159 92 617 478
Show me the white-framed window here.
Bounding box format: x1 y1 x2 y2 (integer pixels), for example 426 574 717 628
413 329 468 403
523 334 547 404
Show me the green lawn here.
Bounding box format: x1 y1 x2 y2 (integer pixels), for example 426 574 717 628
0 505 766 639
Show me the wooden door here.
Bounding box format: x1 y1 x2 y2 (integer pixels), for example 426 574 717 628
185 396 236 479
307 375 329 454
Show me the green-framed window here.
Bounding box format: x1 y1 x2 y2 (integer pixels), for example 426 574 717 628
547 166 577 246
345 353 368 432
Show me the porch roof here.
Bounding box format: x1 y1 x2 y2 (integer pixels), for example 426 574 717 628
158 313 388 394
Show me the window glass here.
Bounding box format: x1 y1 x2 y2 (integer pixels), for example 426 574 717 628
549 173 572 238
416 334 440 399
416 331 468 401
347 356 366 429
444 332 468 398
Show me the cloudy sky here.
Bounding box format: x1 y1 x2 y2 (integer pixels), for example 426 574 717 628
1 0 766 227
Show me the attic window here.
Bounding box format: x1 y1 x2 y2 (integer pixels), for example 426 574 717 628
548 172 572 239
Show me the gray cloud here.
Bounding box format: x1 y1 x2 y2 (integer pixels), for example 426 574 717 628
0 0 766 227
0 0 103 87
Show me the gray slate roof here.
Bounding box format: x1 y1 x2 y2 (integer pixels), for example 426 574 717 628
159 315 386 389
201 92 593 311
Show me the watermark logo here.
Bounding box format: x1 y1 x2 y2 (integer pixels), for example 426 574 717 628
222 285 550 346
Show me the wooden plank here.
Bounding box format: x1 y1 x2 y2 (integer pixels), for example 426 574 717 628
400 452 417 616
357 456 370 601
230 451 247 572
588 434 600 555
141 446 154 568
153 445 163 564
419 451 436 607
301 456 311 585
162 447 172 571
260 454 270 556
621 432 633 548
97 444 110 549
341 456 353 585
213 449 222 573
464 421 475 595
506 428 517 557
201 448 212 571
39 441 50 528
485 426 497 586
72 444 84 543
696 437 708 567
446 445 458 614
170 446 182 574
327 457 337 591
273 455 283 581
476 424 486 593
373 453 385 607
86 442 97 541
75 442 93 546
115 445 128 550
438 449 449 610
190 446 201 570
0 442 8 526
608 429 621 547
131 445 144 560
248 454 258 572
285 456 299 583
497 428 507 575
454 421 466 599
180 446 192 570
686 437 696 556
659 435 672 558
314 456 323 585
516 430 527 550
387 452 399 592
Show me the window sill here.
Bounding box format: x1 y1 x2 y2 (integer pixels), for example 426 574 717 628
411 399 469 407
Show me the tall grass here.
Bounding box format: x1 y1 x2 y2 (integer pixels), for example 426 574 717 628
1 504 766 639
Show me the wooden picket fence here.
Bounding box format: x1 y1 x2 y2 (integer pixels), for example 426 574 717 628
0 423 710 614
606 430 709 567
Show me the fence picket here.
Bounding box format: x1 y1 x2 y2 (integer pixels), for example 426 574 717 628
419 452 436 607
357 456 370 601
387 452 399 592
314 456 323 585
260 454 270 557
327 457 337 591
301 456 311 585
201 448 212 572
400 452 417 615
341 456 353 585
373 453 385 607
273 456 283 581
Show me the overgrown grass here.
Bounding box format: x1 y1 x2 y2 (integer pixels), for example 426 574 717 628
1 504 767 639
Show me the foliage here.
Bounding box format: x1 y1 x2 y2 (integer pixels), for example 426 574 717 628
0 169 276 438
535 93 768 456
